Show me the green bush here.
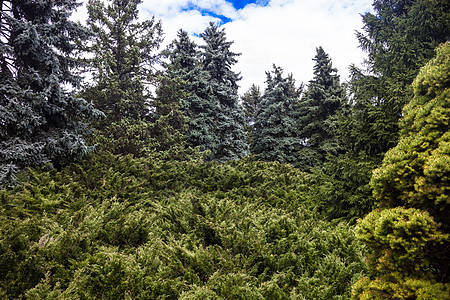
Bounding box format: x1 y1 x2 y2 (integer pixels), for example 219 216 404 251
352 208 449 299
0 152 366 299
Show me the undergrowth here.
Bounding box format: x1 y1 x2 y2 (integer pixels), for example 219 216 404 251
0 152 366 299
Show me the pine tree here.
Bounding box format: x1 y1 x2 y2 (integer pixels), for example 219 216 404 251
252 65 301 164
83 0 163 122
297 47 346 169
240 84 262 146
200 22 248 161
0 0 101 186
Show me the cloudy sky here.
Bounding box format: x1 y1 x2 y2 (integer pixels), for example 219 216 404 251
73 0 374 93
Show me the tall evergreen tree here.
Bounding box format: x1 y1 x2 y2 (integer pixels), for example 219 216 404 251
81 0 163 156
0 0 101 186
297 47 346 169
152 29 215 159
346 0 450 159
240 84 262 146
157 29 218 156
252 65 301 164
83 0 163 122
200 22 248 161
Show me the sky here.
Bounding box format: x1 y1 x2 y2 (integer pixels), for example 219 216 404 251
72 0 374 93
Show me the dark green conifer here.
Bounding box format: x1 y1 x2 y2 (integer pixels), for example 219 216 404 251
0 0 101 186
240 84 262 146
83 0 163 122
297 47 346 169
200 22 248 161
252 65 301 164
346 0 450 158
81 0 163 157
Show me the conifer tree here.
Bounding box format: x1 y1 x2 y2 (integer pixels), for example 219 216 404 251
252 65 301 164
83 0 163 122
200 22 248 161
157 29 218 156
240 84 262 146
346 0 450 158
0 0 101 186
352 41 450 299
297 47 346 169
81 0 163 156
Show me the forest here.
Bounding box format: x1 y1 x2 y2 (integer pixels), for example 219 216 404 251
0 0 449 299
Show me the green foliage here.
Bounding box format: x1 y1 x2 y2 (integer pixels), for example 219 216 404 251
84 0 163 122
352 208 450 300
352 42 450 299
0 0 102 187
356 208 447 276
0 152 366 299
305 156 376 222
253 65 301 164
297 47 347 170
346 0 450 158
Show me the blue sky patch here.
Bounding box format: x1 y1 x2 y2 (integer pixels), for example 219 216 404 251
182 3 233 25
181 1 269 25
230 0 269 10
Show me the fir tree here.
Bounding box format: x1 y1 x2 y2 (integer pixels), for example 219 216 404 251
297 47 346 169
240 84 262 146
252 65 301 164
200 22 248 161
0 0 101 186
83 0 163 122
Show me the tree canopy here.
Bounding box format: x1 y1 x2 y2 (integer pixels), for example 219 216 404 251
0 0 101 187
252 65 301 164
297 47 346 169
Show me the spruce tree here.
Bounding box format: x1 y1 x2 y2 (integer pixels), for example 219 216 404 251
0 0 101 186
81 0 163 156
240 84 262 146
200 22 248 161
252 65 301 164
346 0 450 158
297 47 346 169
158 29 218 156
83 0 163 122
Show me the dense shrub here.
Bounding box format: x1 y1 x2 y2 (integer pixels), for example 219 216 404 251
352 42 450 299
0 152 366 299
352 208 449 299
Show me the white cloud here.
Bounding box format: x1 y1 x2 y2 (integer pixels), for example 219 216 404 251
224 0 373 91
72 0 373 93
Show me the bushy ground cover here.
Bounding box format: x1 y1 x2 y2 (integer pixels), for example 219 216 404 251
0 152 366 299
